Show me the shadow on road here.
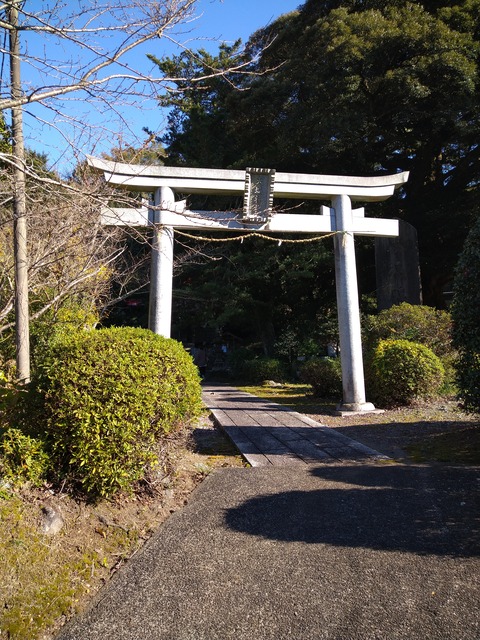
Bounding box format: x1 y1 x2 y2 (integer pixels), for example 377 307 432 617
224 464 480 557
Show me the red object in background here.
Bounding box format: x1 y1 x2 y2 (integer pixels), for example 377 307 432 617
125 298 142 307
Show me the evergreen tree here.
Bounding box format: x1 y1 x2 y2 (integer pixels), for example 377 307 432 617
153 0 480 307
172 235 337 357
452 216 480 413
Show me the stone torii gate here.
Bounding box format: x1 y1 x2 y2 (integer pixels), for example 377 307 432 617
88 157 408 414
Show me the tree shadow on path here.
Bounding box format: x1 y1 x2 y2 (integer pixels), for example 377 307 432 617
224 464 480 557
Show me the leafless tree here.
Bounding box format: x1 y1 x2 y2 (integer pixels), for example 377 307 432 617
0 155 148 334
0 0 256 162
0 0 258 381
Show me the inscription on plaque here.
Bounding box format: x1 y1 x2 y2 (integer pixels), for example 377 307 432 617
243 167 275 223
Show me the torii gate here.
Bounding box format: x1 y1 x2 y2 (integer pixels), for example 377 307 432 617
88 157 408 414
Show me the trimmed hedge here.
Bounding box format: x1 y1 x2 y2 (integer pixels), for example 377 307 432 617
26 327 202 498
369 339 444 406
299 358 342 398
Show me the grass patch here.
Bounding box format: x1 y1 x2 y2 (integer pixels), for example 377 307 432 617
407 426 480 465
240 383 336 413
0 492 102 640
241 382 312 399
244 383 320 407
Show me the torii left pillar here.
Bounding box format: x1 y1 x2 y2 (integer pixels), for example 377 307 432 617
149 187 174 337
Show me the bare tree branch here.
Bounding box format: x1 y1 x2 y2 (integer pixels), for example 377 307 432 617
0 0 272 377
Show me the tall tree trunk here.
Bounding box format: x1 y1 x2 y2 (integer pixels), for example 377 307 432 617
9 0 30 382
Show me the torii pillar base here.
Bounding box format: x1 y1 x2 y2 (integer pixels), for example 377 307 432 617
334 402 385 417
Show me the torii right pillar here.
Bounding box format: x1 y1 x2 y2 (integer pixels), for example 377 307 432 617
333 194 377 415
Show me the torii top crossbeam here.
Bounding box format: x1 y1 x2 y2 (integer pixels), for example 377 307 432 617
88 157 408 237
88 156 408 201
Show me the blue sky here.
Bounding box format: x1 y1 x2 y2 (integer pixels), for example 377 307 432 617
190 0 300 45
17 0 301 173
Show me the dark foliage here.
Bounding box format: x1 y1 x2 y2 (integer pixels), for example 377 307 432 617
452 216 480 412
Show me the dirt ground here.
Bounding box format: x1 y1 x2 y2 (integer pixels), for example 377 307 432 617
305 399 480 464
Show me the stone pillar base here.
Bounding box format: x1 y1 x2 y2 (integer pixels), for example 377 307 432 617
334 402 385 417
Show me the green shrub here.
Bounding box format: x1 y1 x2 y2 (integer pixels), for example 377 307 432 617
26 327 202 498
30 302 99 368
274 330 324 362
364 302 453 358
369 339 445 406
299 358 342 398
0 367 21 413
451 215 480 412
0 428 51 486
237 358 286 384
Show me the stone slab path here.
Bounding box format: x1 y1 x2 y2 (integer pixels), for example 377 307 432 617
202 384 389 467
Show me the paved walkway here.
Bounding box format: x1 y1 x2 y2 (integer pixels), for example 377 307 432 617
56 385 480 640
203 384 388 466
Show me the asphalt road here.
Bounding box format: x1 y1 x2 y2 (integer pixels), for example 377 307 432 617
56 463 480 640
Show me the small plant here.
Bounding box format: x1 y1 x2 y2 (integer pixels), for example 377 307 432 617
369 339 445 406
299 358 342 398
0 428 50 486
